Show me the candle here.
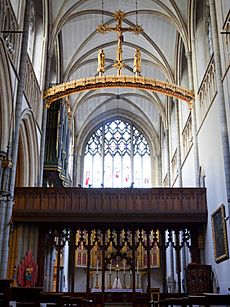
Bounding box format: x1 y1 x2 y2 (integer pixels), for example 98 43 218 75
96 259 98 274
123 261 126 274
109 263 111 274
137 260 139 274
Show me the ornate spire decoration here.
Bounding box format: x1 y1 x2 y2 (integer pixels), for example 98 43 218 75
96 9 144 76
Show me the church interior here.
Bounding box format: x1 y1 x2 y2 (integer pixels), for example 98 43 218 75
0 0 230 306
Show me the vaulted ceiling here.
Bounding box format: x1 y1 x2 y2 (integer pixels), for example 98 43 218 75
48 0 192 150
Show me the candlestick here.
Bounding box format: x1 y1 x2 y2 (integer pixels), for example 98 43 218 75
108 272 112 289
95 272 99 289
136 272 140 289
123 272 126 289
109 263 111 274
137 260 139 274
129 270 132 289
96 259 98 274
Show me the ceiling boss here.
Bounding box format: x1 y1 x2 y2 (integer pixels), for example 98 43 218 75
96 10 144 76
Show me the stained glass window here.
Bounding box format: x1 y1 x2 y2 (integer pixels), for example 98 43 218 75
83 119 151 188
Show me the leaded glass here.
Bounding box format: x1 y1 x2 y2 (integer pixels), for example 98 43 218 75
83 119 151 187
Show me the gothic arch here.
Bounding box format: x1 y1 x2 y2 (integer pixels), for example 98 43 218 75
75 110 160 186
15 110 39 186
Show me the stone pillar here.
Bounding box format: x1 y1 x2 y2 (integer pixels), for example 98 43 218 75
0 197 14 277
160 230 167 294
186 51 200 187
175 231 181 293
0 196 7 266
209 0 230 213
68 228 75 292
73 141 78 187
175 100 183 186
43 248 50 291
39 52 52 186
0 0 32 278
165 128 171 186
49 248 55 291
169 232 175 292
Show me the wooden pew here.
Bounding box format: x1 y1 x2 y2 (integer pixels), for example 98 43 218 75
0 279 13 307
10 286 43 307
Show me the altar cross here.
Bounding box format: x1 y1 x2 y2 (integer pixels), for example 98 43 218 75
97 10 144 76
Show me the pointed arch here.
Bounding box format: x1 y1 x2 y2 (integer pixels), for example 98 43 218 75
75 110 161 187
15 110 39 187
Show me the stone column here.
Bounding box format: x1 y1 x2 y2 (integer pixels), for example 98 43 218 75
73 141 78 187
169 231 175 292
43 248 50 291
165 128 171 186
186 51 200 187
160 230 167 294
175 100 183 186
0 0 32 278
209 0 230 213
39 51 52 186
0 196 7 265
175 231 181 293
68 228 75 292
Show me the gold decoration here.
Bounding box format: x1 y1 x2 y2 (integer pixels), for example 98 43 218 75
44 75 195 108
97 49 105 75
133 48 141 76
43 9 194 110
96 10 144 76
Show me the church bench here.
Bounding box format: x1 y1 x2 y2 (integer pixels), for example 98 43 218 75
10 287 43 307
40 292 64 306
0 279 13 307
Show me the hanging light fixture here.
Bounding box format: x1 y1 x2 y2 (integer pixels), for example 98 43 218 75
43 0 195 108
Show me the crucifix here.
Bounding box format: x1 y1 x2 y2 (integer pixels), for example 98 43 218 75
97 10 144 76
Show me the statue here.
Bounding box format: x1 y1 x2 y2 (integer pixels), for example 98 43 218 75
133 48 141 75
17 250 38 287
97 49 105 75
112 264 122 289
24 265 33 287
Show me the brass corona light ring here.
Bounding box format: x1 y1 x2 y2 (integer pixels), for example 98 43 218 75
43 76 194 108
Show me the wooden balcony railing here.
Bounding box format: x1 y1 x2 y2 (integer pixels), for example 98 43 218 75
13 187 207 225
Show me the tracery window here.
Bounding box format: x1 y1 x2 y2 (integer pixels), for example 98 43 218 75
83 119 151 188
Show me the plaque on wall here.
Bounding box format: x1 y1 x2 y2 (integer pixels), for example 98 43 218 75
211 204 229 263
